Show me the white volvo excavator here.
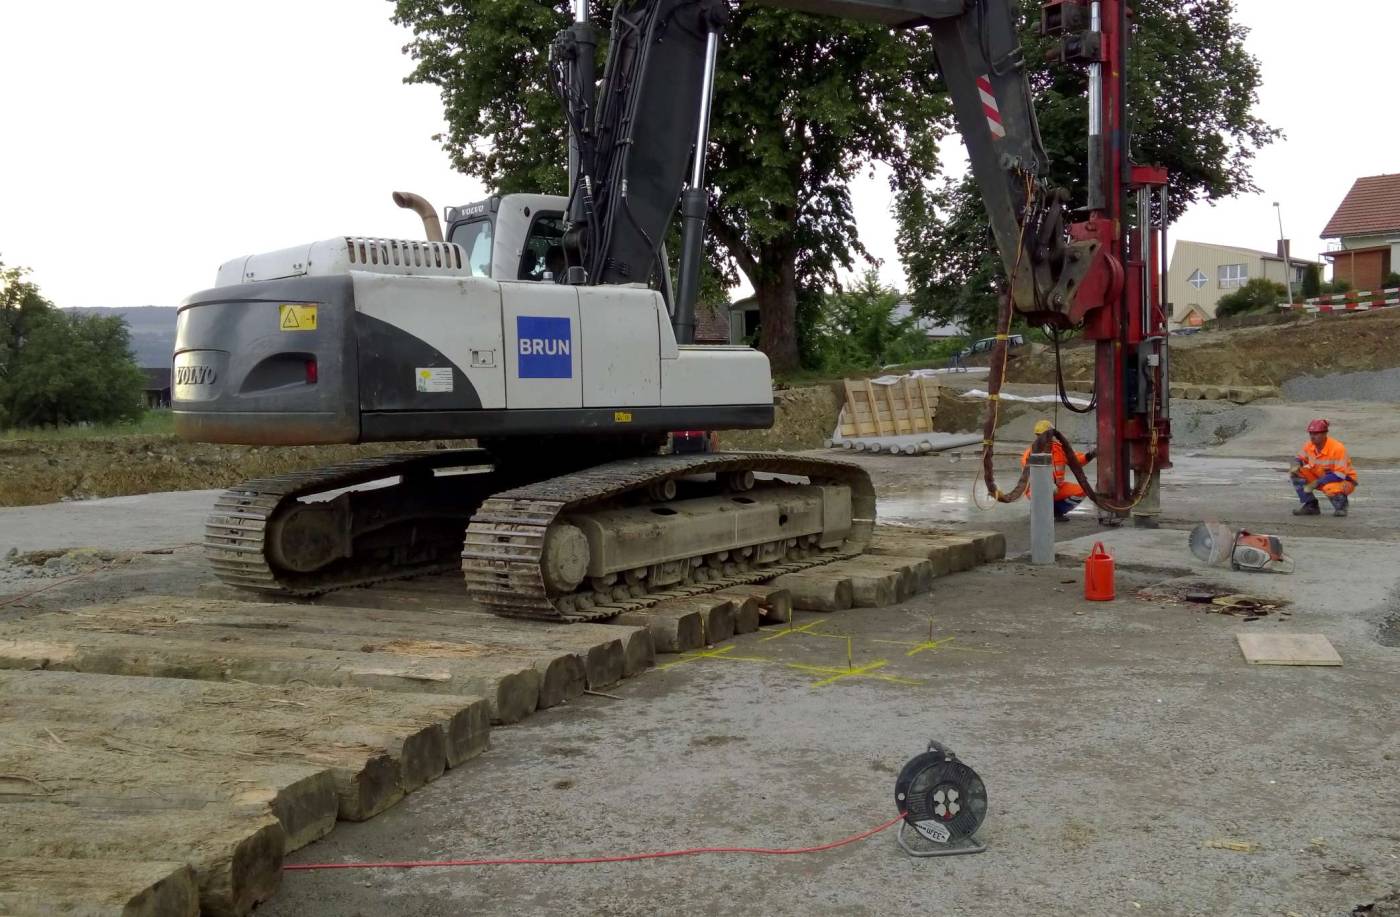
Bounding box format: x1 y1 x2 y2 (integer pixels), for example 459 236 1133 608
172 0 1170 620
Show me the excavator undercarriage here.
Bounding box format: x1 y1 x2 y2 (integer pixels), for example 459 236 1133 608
205 448 874 622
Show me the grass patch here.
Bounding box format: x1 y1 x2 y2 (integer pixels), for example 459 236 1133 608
0 411 175 442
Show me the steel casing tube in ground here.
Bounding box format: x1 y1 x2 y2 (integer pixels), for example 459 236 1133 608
1028 453 1055 565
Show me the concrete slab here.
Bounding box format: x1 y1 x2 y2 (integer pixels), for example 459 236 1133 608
0 489 220 553
1057 528 1400 647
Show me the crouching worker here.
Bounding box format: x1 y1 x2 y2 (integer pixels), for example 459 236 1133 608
1021 420 1097 519
1290 418 1357 517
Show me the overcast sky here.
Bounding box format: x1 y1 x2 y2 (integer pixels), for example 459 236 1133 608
1 0 1394 308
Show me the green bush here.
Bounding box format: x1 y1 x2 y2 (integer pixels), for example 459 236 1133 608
1301 263 1321 298
1382 271 1400 289
1215 278 1287 318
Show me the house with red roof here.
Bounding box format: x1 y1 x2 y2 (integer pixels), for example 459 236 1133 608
1321 174 1400 291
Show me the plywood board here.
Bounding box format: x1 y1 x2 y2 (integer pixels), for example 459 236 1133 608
1236 633 1342 666
840 376 939 437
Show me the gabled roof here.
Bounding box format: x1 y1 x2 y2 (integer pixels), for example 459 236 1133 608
694 304 731 343
1321 174 1400 239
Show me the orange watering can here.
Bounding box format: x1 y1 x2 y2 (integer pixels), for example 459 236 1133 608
1084 542 1115 601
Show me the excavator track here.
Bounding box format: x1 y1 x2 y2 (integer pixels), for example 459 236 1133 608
206 450 875 623
204 449 499 596
460 453 876 622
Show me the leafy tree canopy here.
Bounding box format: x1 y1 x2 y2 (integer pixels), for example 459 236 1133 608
392 0 950 372
0 260 146 429
898 0 1280 332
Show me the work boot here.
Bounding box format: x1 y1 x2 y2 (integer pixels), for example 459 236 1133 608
1331 495 1349 517
1292 501 1320 516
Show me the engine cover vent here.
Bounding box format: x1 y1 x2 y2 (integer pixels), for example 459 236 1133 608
216 237 470 288
344 237 463 271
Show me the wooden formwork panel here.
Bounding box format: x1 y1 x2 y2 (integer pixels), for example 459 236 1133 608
840 376 940 437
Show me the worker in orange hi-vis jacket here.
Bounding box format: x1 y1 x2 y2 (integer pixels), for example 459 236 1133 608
1021 420 1096 519
1289 418 1358 517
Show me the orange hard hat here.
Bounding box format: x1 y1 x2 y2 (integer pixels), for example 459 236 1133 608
1307 419 1329 433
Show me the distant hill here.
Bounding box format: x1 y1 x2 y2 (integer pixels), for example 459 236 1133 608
69 306 177 369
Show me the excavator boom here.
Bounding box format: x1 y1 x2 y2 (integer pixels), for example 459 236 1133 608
557 0 1171 516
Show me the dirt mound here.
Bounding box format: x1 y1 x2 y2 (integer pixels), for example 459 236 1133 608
1009 308 1400 389
718 385 841 451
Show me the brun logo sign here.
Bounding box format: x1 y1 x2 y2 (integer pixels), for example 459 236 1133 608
176 365 218 385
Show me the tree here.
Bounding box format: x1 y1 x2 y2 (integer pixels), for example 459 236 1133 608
1215 277 1284 318
898 0 1280 331
1301 262 1321 299
0 260 146 429
392 1 951 373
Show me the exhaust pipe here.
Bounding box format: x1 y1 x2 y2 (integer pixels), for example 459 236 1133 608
392 191 444 242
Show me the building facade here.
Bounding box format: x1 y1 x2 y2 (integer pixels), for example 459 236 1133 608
1165 239 1318 325
1321 174 1400 291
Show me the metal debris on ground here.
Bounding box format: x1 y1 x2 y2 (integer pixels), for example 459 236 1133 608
1204 839 1259 853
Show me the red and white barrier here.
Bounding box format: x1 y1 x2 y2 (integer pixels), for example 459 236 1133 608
1283 286 1400 313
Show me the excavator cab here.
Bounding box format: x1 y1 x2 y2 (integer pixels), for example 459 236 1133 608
443 194 571 281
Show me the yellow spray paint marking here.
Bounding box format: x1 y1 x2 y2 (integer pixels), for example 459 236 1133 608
613 411 633 423
758 618 828 642
279 303 318 331
655 643 738 671
905 637 959 657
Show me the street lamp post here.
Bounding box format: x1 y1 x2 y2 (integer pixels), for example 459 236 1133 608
1274 202 1295 306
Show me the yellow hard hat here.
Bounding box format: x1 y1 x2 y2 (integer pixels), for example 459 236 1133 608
1034 420 1053 435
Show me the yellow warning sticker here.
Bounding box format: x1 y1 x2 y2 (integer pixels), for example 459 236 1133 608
279 303 318 331
613 411 633 423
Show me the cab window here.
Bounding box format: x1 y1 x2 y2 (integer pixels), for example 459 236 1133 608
517 214 568 281
449 218 494 277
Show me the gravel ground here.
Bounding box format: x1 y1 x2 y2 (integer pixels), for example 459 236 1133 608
1283 367 1400 403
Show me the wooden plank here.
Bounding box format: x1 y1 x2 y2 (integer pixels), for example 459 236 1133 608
205 582 659 683
718 585 793 626
1236 633 1342 666
691 596 735 644
0 857 198 917
64 602 585 713
615 603 704 653
826 557 917 600
852 554 934 596
0 670 490 820
867 538 953 578
881 382 904 435
841 380 862 436
767 572 852 612
727 594 761 634
108 596 626 695
967 530 1008 562
808 566 900 607
0 718 337 853
0 804 283 917
864 379 889 436
0 629 540 725
870 533 981 573
914 377 937 433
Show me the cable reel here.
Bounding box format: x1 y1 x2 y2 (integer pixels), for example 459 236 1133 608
893 741 988 857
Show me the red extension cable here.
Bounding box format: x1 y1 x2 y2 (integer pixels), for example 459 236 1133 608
285 813 906 871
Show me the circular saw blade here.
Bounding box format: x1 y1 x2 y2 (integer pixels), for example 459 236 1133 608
1189 522 1235 566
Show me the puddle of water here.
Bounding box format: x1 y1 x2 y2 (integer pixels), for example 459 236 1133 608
877 482 1029 526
